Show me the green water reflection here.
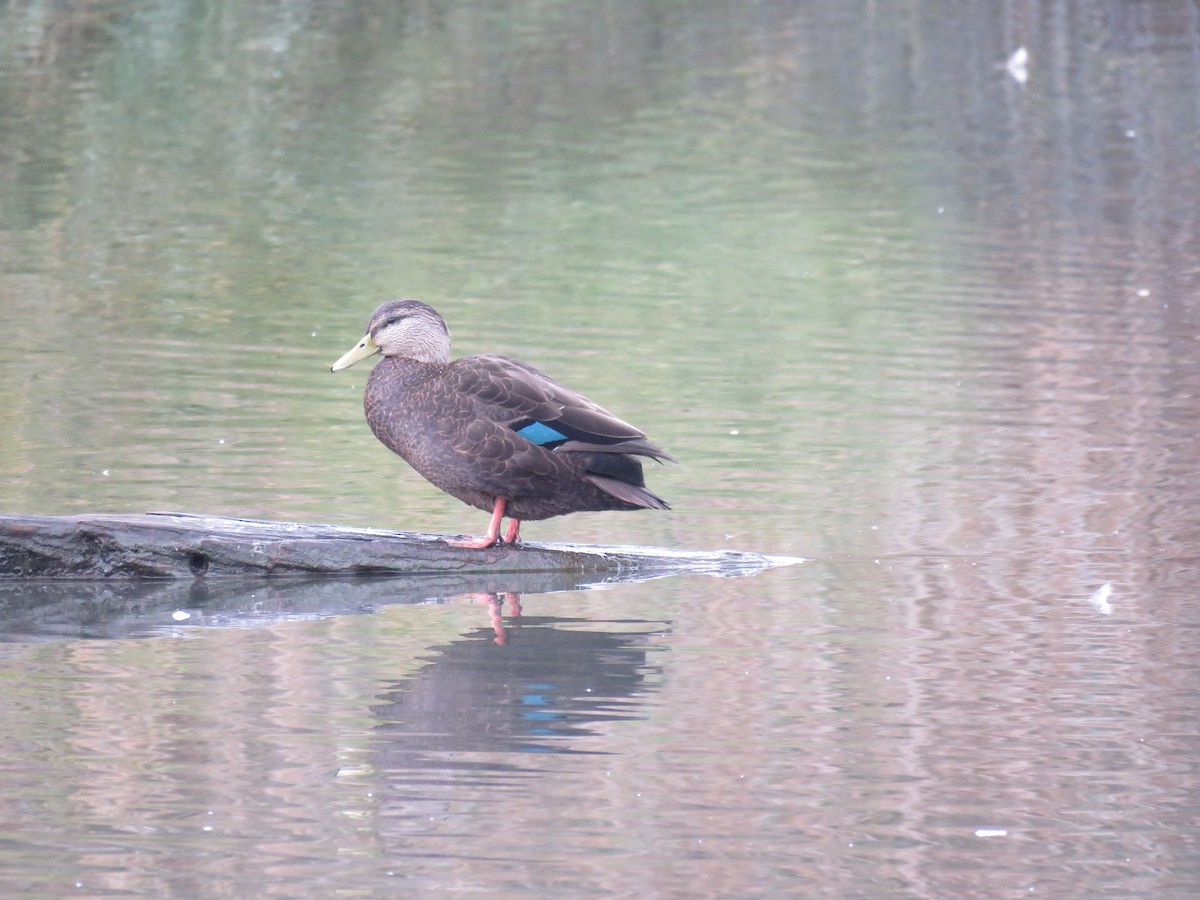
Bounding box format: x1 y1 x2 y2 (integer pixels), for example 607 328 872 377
1 1 982 554
3 2 1198 555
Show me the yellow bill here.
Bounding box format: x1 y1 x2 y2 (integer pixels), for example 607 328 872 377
331 334 379 372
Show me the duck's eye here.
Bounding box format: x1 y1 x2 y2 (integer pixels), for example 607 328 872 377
383 317 397 328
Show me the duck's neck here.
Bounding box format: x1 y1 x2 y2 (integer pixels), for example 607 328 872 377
371 355 442 388
401 330 451 365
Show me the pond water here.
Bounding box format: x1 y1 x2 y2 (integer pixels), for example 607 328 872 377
2 2 1199 897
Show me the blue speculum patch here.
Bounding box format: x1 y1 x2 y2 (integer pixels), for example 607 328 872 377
515 421 568 445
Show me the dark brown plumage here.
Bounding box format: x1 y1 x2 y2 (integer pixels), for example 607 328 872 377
331 299 672 548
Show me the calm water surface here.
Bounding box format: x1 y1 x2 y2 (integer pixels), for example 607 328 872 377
2 2 1199 897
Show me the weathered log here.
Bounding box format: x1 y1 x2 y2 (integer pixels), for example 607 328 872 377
0 512 801 580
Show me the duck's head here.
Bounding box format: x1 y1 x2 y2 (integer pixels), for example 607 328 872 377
331 299 452 371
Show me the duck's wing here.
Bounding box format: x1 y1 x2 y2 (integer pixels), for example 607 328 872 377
445 354 674 461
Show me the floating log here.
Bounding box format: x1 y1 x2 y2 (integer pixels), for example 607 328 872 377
0 512 801 581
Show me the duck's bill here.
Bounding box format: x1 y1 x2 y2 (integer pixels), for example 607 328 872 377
331 335 379 372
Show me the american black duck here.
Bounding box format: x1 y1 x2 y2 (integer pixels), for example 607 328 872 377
331 300 672 548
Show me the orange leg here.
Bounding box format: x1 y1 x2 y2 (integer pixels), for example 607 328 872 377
447 497 507 549
504 517 522 544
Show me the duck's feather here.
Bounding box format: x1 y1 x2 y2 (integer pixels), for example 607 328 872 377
444 354 674 461
585 473 669 509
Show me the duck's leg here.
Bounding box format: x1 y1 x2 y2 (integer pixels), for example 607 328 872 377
448 497 506 549
503 518 522 544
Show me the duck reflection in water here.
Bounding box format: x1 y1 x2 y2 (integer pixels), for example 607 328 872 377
461 590 523 644
366 593 668 793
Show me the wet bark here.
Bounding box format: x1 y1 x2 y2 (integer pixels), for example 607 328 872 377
0 512 797 580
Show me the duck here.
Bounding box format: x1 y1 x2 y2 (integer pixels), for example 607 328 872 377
331 299 672 548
